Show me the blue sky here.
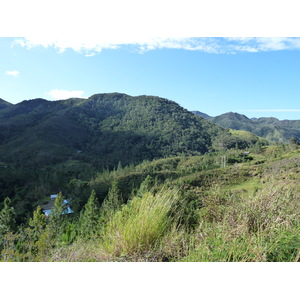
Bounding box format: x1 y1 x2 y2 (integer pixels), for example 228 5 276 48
1 37 300 120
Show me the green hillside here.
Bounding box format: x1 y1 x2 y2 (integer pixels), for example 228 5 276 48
1 143 299 262
193 110 300 143
0 93 226 170
1 93 242 221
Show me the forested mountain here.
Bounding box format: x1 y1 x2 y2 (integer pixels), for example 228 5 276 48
0 93 236 218
0 93 226 170
192 110 300 143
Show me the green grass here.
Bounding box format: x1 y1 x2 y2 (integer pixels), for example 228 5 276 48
101 188 185 258
223 177 262 195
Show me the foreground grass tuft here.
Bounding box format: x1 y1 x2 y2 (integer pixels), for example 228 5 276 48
101 188 186 259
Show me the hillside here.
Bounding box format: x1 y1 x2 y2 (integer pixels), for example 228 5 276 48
1 93 242 220
0 93 228 169
192 110 300 143
1 142 299 262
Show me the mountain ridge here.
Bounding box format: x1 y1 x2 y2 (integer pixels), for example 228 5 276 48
0 93 229 169
192 110 300 143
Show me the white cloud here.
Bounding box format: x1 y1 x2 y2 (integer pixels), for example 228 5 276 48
226 37 300 52
13 37 300 55
241 109 300 112
6 70 20 77
47 90 86 100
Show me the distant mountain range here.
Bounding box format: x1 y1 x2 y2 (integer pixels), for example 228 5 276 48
192 111 300 143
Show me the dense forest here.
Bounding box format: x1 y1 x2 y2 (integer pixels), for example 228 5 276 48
0 93 299 262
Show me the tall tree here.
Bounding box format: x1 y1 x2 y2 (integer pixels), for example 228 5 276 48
106 179 122 211
0 197 16 235
28 206 46 241
0 197 16 248
100 179 123 221
80 190 100 238
48 192 65 235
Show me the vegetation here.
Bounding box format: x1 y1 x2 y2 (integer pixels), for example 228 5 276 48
0 142 299 262
0 93 299 262
193 110 300 143
0 93 261 223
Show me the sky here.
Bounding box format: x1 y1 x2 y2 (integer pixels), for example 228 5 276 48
1 37 300 120
1 1 300 122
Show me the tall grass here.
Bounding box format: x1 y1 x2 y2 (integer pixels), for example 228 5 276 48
183 180 300 262
101 188 187 259
48 179 299 262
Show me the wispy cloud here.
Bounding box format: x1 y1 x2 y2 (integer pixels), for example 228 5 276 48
227 37 300 52
47 89 86 100
240 109 300 112
13 37 300 55
6 70 20 77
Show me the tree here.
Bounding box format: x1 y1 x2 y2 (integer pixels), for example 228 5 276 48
28 206 46 241
100 179 123 221
0 197 16 236
48 192 65 235
106 179 122 211
0 197 16 249
80 190 100 238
